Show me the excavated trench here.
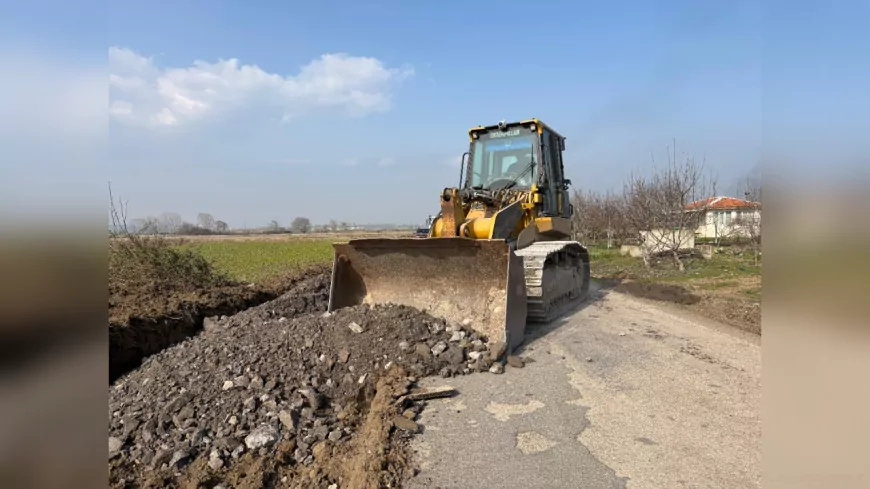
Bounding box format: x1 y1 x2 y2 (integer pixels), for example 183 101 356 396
108 268 331 384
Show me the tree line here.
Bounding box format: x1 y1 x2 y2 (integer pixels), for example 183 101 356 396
569 150 762 270
122 213 374 236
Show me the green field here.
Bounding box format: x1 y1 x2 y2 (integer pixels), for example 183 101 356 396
183 240 335 283
181 239 762 286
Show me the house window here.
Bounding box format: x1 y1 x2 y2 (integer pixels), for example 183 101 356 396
725 211 732 226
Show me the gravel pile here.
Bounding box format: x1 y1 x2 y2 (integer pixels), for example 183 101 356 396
108 271 506 487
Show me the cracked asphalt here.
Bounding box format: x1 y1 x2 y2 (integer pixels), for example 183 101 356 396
407 282 761 489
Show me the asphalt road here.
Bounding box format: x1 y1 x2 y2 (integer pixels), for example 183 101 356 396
407 282 761 489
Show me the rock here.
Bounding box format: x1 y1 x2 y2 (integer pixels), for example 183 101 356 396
393 416 419 433
338 349 351 363
203 316 220 332
468 351 484 361
139 448 155 465
234 375 251 388
166 391 193 412
244 425 279 450
413 343 431 359
428 322 445 334
151 449 171 468
398 341 410 352
586 357 593 362
449 331 466 342
619 332 627 336
302 389 324 409
249 376 265 390
358 374 368 384
108 437 123 459
328 429 342 442
487 341 507 362
489 362 505 374
312 441 329 460
278 410 299 430
169 449 190 468
264 379 277 391
321 311 332 318
122 416 141 438
462 318 472 326
312 425 329 441
442 345 465 365
402 409 416 420
243 396 258 411
231 444 245 459
348 321 364 333
189 428 206 446
439 367 451 378
506 355 524 368
222 380 235 391
431 341 448 357
228 415 238 426
208 456 224 470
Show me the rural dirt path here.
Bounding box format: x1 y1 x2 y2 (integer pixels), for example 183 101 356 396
407 282 761 489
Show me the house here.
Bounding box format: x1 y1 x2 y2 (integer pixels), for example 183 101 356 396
685 196 761 240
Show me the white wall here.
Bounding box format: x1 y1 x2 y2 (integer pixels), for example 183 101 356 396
640 228 696 253
695 209 761 239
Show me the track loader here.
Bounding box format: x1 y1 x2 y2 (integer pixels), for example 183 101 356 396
328 119 590 353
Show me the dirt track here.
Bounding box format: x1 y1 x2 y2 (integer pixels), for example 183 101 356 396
409 282 761 488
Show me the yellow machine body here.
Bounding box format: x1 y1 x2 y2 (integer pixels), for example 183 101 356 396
328 119 590 353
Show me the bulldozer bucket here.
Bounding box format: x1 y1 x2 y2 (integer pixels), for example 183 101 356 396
328 237 528 352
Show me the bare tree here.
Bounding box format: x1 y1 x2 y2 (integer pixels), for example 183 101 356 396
622 144 714 271
197 213 216 231
215 220 229 233
328 219 338 232
570 189 592 242
290 217 311 234
571 188 630 246
157 212 183 235
129 217 158 235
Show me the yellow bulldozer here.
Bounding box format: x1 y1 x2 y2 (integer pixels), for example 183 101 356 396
328 119 590 353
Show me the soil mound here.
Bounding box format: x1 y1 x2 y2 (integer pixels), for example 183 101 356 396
109 285 496 488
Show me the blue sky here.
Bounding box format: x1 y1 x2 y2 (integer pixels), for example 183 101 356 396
1 0 867 228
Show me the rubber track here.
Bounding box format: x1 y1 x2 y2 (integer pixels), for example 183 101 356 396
515 241 590 323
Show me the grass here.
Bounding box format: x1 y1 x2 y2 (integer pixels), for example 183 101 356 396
183 239 335 283
588 245 761 284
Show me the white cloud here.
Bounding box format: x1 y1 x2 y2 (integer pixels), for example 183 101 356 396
377 157 396 167
109 46 414 127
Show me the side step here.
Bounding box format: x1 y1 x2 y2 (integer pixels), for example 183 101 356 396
514 241 591 323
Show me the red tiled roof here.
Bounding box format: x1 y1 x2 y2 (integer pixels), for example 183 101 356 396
685 196 761 211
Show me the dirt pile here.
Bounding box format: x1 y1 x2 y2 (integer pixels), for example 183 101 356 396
109 284 503 488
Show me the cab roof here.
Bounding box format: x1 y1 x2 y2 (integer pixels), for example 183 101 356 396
468 118 565 140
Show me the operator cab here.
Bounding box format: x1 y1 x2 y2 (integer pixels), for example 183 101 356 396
462 119 571 218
